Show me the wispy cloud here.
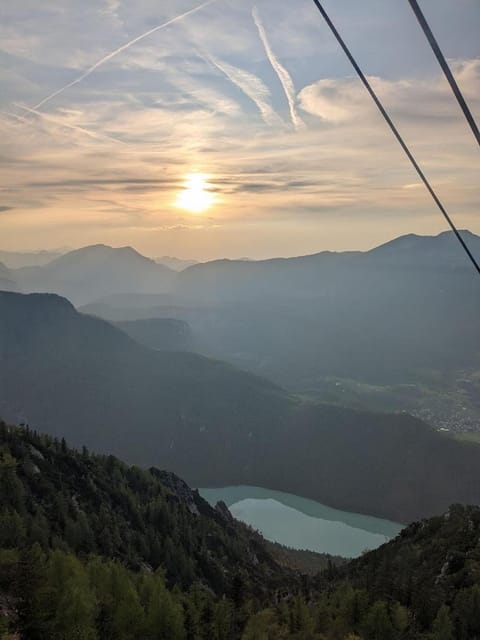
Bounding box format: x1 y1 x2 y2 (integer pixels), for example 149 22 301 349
252 6 305 131
0 111 29 124
32 0 219 110
15 103 127 145
205 54 282 126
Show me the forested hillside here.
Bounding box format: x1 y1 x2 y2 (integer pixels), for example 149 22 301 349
2 423 480 639
0 422 296 638
246 504 480 639
0 422 291 595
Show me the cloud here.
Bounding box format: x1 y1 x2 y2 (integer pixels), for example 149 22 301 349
252 6 305 131
26 178 179 189
15 103 127 145
32 0 219 110
0 206 14 212
205 54 283 126
298 60 480 126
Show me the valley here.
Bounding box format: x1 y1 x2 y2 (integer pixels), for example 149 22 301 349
69 231 480 436
2 284 480 524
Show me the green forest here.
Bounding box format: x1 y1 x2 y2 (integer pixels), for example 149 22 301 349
1 422 480 639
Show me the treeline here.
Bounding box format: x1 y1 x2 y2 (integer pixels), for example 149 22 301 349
1 546 233 639
243 582 480 639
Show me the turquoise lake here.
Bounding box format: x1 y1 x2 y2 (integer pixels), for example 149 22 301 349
199 486 403 558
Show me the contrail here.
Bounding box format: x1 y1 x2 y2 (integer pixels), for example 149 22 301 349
0 110 29 124
15 104 127 145
206 54 282 126
33 0 218 110
252 6 305 131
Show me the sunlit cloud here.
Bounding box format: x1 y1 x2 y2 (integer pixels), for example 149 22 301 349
252 6 305 131
205 54 282 127
15 103 127 145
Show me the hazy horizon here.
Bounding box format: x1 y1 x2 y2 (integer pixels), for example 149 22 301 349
1 227 479 264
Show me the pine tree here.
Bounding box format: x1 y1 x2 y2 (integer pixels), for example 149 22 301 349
363 601 394 640
431 605 454 640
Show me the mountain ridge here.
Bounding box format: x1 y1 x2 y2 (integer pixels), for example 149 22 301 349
12 244 175 306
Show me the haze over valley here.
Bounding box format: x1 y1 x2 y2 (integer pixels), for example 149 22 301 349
3 230 479 434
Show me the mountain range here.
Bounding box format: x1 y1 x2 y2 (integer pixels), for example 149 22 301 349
72 231 480 431
1 290 480 523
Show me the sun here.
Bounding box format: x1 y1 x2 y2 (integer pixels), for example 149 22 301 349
176 174 214 213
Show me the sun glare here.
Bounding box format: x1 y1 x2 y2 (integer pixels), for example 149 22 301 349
176 174 214 213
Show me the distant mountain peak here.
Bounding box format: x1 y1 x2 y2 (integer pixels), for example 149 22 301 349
14 244 175 306
368 228 480 262
52 243 156 263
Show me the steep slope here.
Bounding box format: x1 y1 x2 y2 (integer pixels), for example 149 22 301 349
248 504 480 639
14 244 175 306
0 423 296 639
0 422 291 595
0 291 292 488
345 503 480 630
1 291 480 523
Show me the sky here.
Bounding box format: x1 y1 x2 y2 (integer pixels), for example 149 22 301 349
0 0 479 260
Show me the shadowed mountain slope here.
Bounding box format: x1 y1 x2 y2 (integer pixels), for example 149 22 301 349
1 290 480 523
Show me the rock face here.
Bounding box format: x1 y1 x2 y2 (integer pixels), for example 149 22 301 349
215 500 235 523
150 468 201 516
